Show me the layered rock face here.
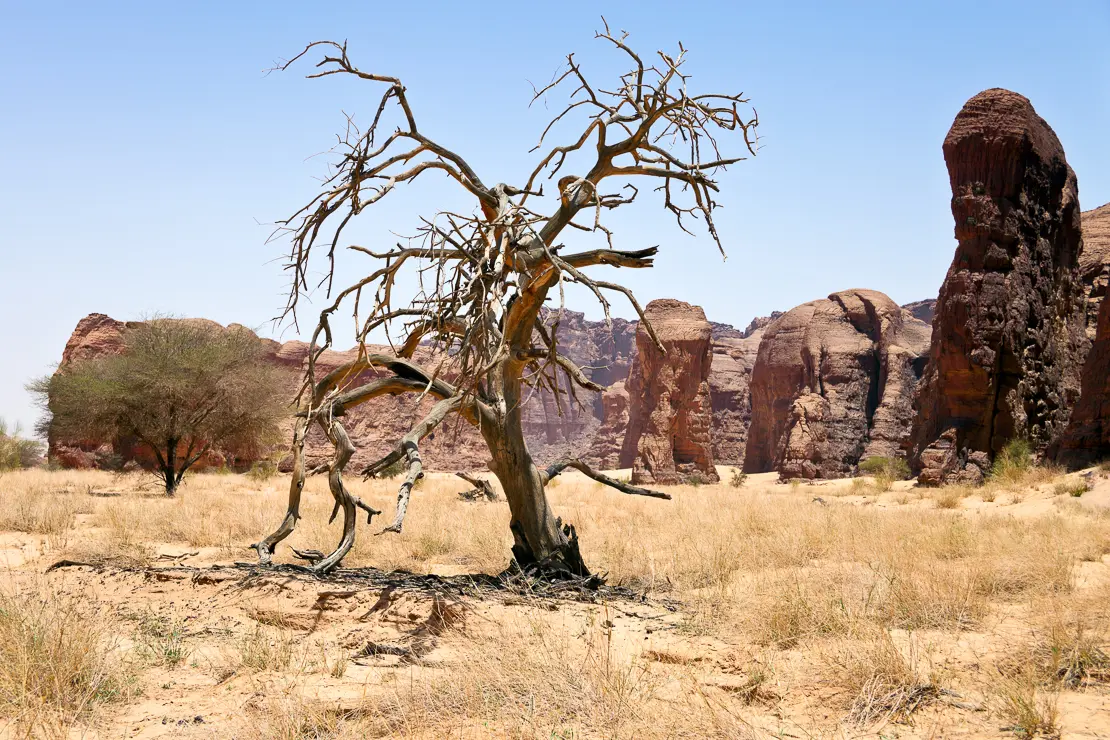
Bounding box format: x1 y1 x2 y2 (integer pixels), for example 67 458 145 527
54 295 931 478
909 89 1087 485
520 310 637 464
1052 204 1110 466
1054 284 1110 467
1079 204 1110 338
707 323 766 466
622 300 719 484
742 290 931 479
592 382 630 470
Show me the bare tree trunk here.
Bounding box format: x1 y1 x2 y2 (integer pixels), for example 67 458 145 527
482 378 588 577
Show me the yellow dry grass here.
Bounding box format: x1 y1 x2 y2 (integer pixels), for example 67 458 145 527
0 465 1108 737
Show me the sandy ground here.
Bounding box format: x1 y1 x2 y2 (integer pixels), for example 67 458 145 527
0 466 1108 738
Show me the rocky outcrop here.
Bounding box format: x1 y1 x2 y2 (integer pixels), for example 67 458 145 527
909 88 1087 485
901 299 937 325
1079 204 1110 338
59 313 128 365
49 306 774 476
743 290 931 479
521 310 637 465
592 382 630 470
623 300 719 484
1053 283 1110 467
708 323 766 466
739 313 784 339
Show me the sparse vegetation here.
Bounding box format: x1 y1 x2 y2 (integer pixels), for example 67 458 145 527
990 437 1060 488
1054 478 1091 498
825 630 939 725
135 611 192 668
729 468 747 487
0 585 137 732
0 418 43 471
246 458 279 482
30 319 290 495
0 466 1107 736
858 456 911 491
992 666 1060 738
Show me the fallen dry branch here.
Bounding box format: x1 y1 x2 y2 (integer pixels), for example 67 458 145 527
455 472 498 501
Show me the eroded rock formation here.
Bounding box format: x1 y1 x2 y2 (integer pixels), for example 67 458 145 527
743 290 931 479
1079 204 1110 338
1051 204 1110 467
909 88 1087 485
520 310 637 465
592 382 630 470
707 323 766 466
901 299 937 325
623 300 719 484
1053 283 1110 467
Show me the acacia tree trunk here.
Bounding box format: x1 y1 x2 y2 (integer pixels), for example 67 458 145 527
163 437 178 496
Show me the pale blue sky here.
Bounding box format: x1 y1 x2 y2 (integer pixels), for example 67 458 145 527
2 0 1108 434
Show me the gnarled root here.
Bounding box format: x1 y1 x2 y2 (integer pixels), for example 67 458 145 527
509 519 593 581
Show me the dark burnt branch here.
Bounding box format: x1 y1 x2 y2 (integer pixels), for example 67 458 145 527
542 458 672 500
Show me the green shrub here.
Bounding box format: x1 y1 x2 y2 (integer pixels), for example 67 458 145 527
0 419 44 471
372 458 407 479
730 469 748 488
246 459 278 482
858 456 911 491
991 438 1032 482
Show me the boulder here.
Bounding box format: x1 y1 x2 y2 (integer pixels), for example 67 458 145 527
909 89 1087 484
623 299 719 484
743 289 930 479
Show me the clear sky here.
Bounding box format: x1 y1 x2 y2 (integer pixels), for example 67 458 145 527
2 0 1108 435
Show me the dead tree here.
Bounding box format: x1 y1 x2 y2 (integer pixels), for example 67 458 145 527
253 23 758 577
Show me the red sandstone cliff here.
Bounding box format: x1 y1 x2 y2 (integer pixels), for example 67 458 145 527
742 290 931 479
622 300 719 484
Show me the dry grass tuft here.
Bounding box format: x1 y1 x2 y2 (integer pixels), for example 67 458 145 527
824 630 939 726
133 610 193 668
991 665 1060 738
933 485 968 509
0 583 137 732
1008 598 1110 690
1053 479 1091 498
237 624 298 673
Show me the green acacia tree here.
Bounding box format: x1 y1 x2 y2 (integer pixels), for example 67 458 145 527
0 419 43 471
32 319 290 495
